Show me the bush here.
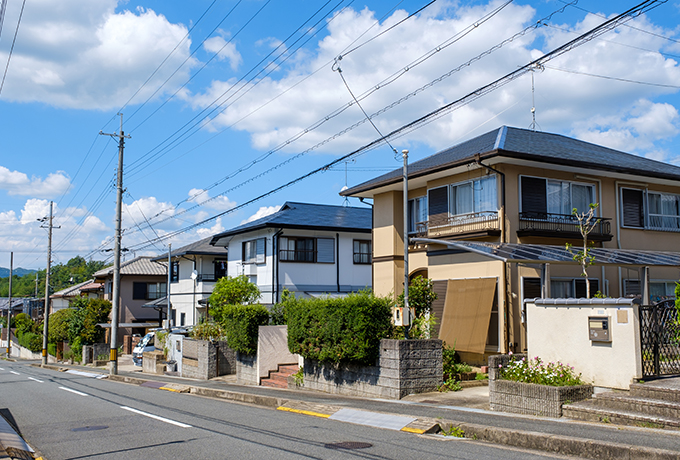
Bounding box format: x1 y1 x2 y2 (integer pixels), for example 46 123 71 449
48 308 74 343
500 354 585 386
18 331 42 353
14 313 36 335
48 342 57 357
191 320 225 341
68 298 111 345
286 291 393 365
209 275 260 308
217 304 270 355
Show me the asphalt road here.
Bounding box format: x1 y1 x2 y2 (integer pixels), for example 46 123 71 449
0 361 579 460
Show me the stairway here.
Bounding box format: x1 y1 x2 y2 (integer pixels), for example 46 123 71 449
563 379 680 429
260 364 299 389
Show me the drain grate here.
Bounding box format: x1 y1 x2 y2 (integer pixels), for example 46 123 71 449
72 426 108 432
325 441 373 450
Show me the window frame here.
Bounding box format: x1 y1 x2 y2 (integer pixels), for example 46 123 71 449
133 282 167 300
407 196 428 234
519 175 596 216
353 239 372 264
242 238 266 264
278 236 335 264
213 259 227 280
620 187 680 231
170 261 179 283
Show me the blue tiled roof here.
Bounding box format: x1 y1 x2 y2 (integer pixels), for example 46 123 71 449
342 126 680 195
210 202 372 245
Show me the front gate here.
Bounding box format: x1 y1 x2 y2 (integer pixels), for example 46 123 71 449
639 299 680 378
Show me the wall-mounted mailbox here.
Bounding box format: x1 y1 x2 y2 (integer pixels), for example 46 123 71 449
589 316 611 342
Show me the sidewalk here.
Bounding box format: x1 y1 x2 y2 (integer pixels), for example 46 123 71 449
34 360 680 459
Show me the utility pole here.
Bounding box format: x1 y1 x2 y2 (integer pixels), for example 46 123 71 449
167 243 172 329
41 201 59 365
100 113 131 375
402 149 411 339
6 252 12 356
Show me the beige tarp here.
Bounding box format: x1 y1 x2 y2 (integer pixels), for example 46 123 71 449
439 278 497 354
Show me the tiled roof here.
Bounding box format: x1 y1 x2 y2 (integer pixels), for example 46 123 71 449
342 126 680 195
0 298 25 311
51 279 96 298
151 235 227 261
93 256 166 277
210 202 372 245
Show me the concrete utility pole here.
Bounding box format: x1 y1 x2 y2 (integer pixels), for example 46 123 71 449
402 149 411 339
167 243 172 329
41 201 59 365
100 113 131 375
6 252 12 356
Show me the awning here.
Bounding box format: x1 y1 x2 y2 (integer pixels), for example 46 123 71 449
438 278 497 355
142 297 171 309
412 239 680 267
97 322 160 328
305 292 350 299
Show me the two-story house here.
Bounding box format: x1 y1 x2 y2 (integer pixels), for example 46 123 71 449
342 126 680 364
209 202 373 304
151 236 228 327
93 256 167 343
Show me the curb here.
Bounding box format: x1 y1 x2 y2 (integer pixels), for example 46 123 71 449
438 421 680 460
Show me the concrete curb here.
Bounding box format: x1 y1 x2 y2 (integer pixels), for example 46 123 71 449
439 421 680 460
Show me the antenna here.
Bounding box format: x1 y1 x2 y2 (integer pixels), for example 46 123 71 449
341 159 355 207
529 64 544 132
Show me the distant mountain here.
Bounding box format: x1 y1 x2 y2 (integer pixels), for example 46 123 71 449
0 267 37 278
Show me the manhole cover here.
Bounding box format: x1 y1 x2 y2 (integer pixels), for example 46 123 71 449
72 426 108 432
324 441 373 450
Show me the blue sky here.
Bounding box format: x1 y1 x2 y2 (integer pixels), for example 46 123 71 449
1 0 679 269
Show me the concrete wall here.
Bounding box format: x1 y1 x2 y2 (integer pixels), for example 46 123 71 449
82 343 109 364
237 353 258 385
526 298 641 389
257 325 298 383
303 339 442 400
179 338 236 380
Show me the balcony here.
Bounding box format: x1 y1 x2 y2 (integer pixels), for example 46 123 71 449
196 274 224 283
414 211 502 240
517 212 613 241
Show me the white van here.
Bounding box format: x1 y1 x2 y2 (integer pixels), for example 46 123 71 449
132 332 155 366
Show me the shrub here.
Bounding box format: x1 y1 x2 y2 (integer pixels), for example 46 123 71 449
14 313 36 335
48 308 74 343
48 342 57 357
396 276 437 318
68 298 112 345
209 275 260 308
217 304 270 355
286 290 392 365
500 354 585 386
191 320 225 341
18 331 42 353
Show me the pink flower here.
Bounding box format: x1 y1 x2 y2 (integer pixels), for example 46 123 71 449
509 351 513 356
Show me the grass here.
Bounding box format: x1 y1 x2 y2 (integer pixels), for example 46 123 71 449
441 425 465 438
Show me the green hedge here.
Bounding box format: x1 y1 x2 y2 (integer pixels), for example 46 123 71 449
286 291 392 365
18 331 43 353
217 304 270 355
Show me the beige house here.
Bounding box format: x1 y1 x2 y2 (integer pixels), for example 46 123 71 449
342 126 680 365
93 256 167 343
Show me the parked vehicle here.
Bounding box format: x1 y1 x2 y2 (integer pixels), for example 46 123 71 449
132 332 155 366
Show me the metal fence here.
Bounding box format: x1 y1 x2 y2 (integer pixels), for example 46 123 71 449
639 299 680 378
518 212 612 238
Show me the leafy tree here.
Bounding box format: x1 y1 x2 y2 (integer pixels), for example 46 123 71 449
14 313 36 335
566 203 600 298
396 276 438 339
48 308 74 343
209 275 260 309
68 297 112 345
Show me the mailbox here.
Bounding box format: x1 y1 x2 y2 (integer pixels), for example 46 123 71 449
588 316 611 342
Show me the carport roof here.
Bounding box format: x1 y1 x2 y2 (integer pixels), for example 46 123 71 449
412 239 680 267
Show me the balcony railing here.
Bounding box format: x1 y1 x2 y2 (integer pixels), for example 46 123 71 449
279 249 315 262
415 211 501 238
518 212 612 240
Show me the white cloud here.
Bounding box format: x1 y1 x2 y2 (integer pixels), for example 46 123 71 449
187 188 236 211
196 218 224 239
123 196 175 228
0 167 71 197
0 0 195 109
204 35 242 71
241 205 281 225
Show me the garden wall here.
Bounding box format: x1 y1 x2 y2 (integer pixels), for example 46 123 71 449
237 353 258 385
82 343 108 364
257 325 299 383
303 339 442 400
181 339 236 380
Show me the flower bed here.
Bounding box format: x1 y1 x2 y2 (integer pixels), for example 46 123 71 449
489 354 593 417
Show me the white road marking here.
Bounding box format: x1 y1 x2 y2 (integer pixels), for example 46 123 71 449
65 369 106 379
9 371 19 375
0 367 4 370
120 406 192 428
28 377 44 383
59 387 89 396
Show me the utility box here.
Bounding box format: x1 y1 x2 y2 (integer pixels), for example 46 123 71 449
392 307 414 326
588 316 611 342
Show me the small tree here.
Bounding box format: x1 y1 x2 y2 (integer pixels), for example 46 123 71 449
396 276 438 339
209 275 260 308
566 203 600 298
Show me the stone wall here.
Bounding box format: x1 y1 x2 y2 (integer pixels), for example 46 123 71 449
237 353 258 385
82 343 109 364
181 339 236 380
303 339 443 400
488 354 593 417
216 340 236 376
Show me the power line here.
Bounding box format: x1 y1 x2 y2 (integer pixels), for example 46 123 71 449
544 65 680 88
0 0 26 96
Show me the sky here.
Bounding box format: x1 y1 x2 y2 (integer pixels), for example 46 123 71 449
1 0 680 270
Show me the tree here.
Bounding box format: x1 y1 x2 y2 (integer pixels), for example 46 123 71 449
396 276 438 339
48 308 75 343
68 297 112 345
209 275 260 308
566 203 600 298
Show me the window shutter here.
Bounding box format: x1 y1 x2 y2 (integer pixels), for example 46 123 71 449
428 187 448 225
132 282 147 300
256 238 265 264
622 189 644 227
316 238 335 263
575 279 599 298
521 177 547 214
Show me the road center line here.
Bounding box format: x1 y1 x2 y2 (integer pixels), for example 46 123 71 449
120 406 192 428
9 371 20 375
59 387 89 397
28 377 44 383
0 367 4 370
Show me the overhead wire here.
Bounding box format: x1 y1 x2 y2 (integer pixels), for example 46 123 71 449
0 0 26 96
124 0 662 251
543 65 680 88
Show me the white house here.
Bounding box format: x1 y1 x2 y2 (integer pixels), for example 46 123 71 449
209 202 373 305
151 237 228 327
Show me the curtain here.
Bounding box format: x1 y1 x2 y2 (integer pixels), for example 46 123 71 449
474 176 497 213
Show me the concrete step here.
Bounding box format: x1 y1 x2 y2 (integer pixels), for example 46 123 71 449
563 399 680 430
261 378 287 389
588 391 680 419
260 364 299 389
277 364 299 374
630 382 680 403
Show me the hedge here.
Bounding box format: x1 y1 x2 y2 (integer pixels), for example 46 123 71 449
286 291 392 365
18 332 42 353
217 304 270 355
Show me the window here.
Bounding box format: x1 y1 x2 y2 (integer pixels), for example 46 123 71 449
427 176 497 226
279 237 335 263
353 240 371 264
621 188 680 231
214 260 227 280
624 279 676 302
521 177 594 215
408 196 427 234
171 261 179 283
242 238 265 264
247 275 257 285
549 278 599 298
133 282 167 300
180 312 186 327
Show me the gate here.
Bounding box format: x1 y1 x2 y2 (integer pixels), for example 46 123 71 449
639 299 680 377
